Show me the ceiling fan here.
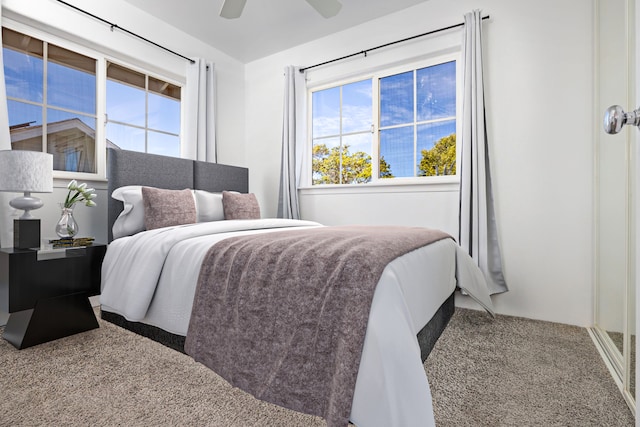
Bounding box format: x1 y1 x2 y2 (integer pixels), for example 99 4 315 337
220 0 342 19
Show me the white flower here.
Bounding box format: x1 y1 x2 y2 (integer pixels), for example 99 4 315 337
63 180 97 209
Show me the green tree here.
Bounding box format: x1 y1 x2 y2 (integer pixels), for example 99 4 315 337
314 143 387 184
312 144 335 184
312 144 395 184
379 156 394 179
419 133 456 176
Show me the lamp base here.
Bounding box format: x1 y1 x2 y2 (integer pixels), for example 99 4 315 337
9 193 43 220
14 219 41 249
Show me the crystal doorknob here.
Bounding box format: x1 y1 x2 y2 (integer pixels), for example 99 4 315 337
603 105 640 134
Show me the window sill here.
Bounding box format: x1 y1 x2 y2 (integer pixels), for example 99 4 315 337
54 170 107 182
298 176 459 195
53 177 108 191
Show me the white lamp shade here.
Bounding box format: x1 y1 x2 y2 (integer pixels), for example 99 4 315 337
0 150 53 193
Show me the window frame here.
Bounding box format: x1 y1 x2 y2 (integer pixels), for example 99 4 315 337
306 51 462 188
2 19 184 181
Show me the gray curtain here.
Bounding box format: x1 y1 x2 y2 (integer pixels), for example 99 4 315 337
459 10 508 295
277 65 306 219
0 6 13 247
183 59 217 162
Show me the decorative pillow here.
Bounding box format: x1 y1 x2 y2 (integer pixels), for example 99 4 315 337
222 191 261 220
142 187 197 230
194 190 225 222
111 186 145 239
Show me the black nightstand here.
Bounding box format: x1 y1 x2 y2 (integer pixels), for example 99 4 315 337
0 243 107 349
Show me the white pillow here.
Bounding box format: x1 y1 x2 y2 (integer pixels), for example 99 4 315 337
194 190 225 222
111 186 145 239
111 186 224 239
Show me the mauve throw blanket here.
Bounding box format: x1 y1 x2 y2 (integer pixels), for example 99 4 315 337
185 225 451 427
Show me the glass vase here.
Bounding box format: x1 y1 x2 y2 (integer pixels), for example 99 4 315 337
55 205 79 239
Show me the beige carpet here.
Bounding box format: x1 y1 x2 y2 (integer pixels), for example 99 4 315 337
426 309 635 426
0 308 634 426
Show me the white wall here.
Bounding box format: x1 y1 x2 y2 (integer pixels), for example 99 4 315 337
1 0 248 243
244 0 595 326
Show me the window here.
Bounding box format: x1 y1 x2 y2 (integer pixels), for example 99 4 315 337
312 80 372 184
2 26 183 177
106 62 181 158
4 27 97 173
310 57 458 185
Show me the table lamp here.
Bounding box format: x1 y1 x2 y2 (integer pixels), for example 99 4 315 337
0 150 53 249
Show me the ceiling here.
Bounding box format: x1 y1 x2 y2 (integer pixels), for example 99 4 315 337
122 0 429 63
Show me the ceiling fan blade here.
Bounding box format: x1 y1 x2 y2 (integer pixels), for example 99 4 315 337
305 0 342 18
220 0 247 19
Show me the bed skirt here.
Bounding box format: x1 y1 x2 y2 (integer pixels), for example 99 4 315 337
418 291 454 362
100 291 455 360
100 310 187 353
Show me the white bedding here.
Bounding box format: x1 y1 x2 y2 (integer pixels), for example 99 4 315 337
100 219 494 427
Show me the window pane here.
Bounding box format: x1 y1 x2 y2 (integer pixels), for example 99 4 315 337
3 47 43 103
148 92 180 134
148 131 179 158
107 79 145 126
342 133 372 184
312 86 340 138
417 120 456 176
9 100 42 151
47 61 96 114
380 125 414 178
380 71 413 127
47 109 96 173
3 28 44 104
417 61 456 121
312 136 340 184
342 80 371 134
107 122 145 152
8 99 42 128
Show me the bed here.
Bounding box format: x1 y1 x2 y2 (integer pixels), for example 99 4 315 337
100 148 493 427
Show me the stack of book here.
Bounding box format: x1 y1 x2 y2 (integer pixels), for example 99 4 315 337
49 237 95 248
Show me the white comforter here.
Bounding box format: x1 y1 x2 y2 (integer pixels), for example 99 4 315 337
101 219 494 427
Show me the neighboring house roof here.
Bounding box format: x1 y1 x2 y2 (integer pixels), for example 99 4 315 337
10 118 119 150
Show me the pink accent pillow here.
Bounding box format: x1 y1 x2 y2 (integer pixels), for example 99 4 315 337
222 191 261 220
142 187 196 230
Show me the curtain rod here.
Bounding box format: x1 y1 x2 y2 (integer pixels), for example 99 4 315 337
299 15 490 73
55 0 195 64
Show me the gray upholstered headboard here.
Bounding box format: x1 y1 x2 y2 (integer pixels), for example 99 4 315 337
106 148 249 242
